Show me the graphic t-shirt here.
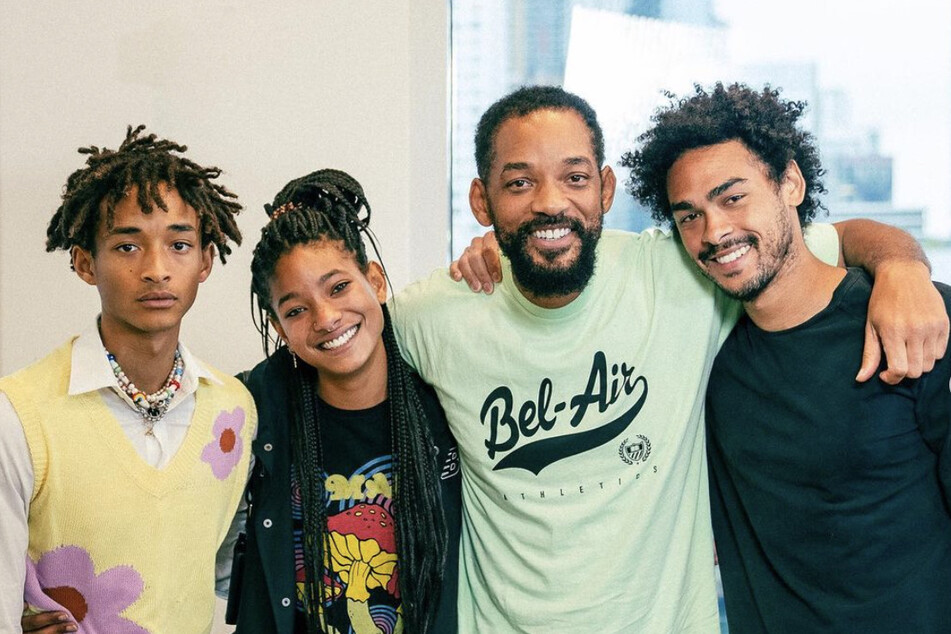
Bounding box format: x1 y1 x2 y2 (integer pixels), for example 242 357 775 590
291 398 460 634
393 226 841 633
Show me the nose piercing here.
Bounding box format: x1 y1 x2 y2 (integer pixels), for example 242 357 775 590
316 317 340 334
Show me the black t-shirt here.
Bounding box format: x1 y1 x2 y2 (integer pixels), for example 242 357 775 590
292 398 460 634
707 269 951 633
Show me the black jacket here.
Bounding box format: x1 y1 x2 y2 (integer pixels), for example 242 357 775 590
228 348 461 633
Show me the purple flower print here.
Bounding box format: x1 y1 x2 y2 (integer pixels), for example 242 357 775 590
24 546 148 633
201 406 245 480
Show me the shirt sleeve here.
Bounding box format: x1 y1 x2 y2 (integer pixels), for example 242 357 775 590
0 391 33 631
714 291 744 348
803 222 840 266
914 334 951 508
214 454 253 598
389 283 434 375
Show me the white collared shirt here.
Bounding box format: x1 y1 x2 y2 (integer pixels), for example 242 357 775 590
0 321 221 631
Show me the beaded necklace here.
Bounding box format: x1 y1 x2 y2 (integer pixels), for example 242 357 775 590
106 348 184 434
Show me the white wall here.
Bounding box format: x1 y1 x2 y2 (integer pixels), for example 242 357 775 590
0 0 450 377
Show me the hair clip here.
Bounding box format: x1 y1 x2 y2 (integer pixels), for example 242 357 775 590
269 201 300 221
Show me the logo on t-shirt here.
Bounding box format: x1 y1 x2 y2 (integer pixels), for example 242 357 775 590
618 435 652 465
479 351 649 475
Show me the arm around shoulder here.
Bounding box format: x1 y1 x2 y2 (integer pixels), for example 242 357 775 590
832 219 949 384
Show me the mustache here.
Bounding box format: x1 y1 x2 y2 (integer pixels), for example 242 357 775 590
517 213 586 236
699 236 757 263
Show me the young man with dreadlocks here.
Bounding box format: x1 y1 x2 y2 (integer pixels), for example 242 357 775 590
0 125 257 633
227 168 460 634
624 83 951 632
405 85 948 632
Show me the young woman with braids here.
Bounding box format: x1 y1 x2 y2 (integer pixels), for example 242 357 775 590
228 169 461 634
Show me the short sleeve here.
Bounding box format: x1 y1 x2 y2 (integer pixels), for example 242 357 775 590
803 222 840 266
388 269 461 378
714 292 744 348
914 287 951 507
915 367 951 506
388 295 422 373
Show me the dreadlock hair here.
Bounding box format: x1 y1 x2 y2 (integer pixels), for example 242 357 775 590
249 168 448 634
475 85 606 182
621 82 827 230
46 124 242 262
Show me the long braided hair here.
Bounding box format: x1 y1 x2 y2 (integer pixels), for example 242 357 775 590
249 169 448 633
46 124 242 262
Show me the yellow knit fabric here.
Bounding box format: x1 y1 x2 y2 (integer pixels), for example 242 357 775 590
0 339 256 634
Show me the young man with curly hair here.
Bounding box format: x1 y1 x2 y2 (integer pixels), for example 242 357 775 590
405 85 948 632
0 126 257 634
624 83 951 632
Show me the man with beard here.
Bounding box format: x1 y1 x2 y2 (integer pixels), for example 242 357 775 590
622 83 951 633
393 85 948 632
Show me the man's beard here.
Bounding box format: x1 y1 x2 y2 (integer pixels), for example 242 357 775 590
494 212 602 299
697 202 794 302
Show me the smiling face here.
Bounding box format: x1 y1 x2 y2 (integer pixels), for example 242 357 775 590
666 140 806 302
470 108 616 307
72 184 213 352
268 240 388 400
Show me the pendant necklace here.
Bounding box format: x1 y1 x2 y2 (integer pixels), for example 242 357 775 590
106 348 184 435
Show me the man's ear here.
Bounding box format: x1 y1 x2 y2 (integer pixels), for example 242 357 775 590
781 160 806 207
72 246 98 286
199 244 215 283
469 178 493 228
365 261 388 304
600 165 617 214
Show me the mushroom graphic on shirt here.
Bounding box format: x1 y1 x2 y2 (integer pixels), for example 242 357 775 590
326 502 400 634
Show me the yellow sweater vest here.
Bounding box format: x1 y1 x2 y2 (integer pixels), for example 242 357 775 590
0 339 256 634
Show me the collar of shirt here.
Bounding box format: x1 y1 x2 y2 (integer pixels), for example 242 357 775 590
67 320 222 411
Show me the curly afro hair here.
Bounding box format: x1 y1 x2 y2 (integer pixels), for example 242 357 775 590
621 82 826 228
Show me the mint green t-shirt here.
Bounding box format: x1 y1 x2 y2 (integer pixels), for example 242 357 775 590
393 226 838 633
